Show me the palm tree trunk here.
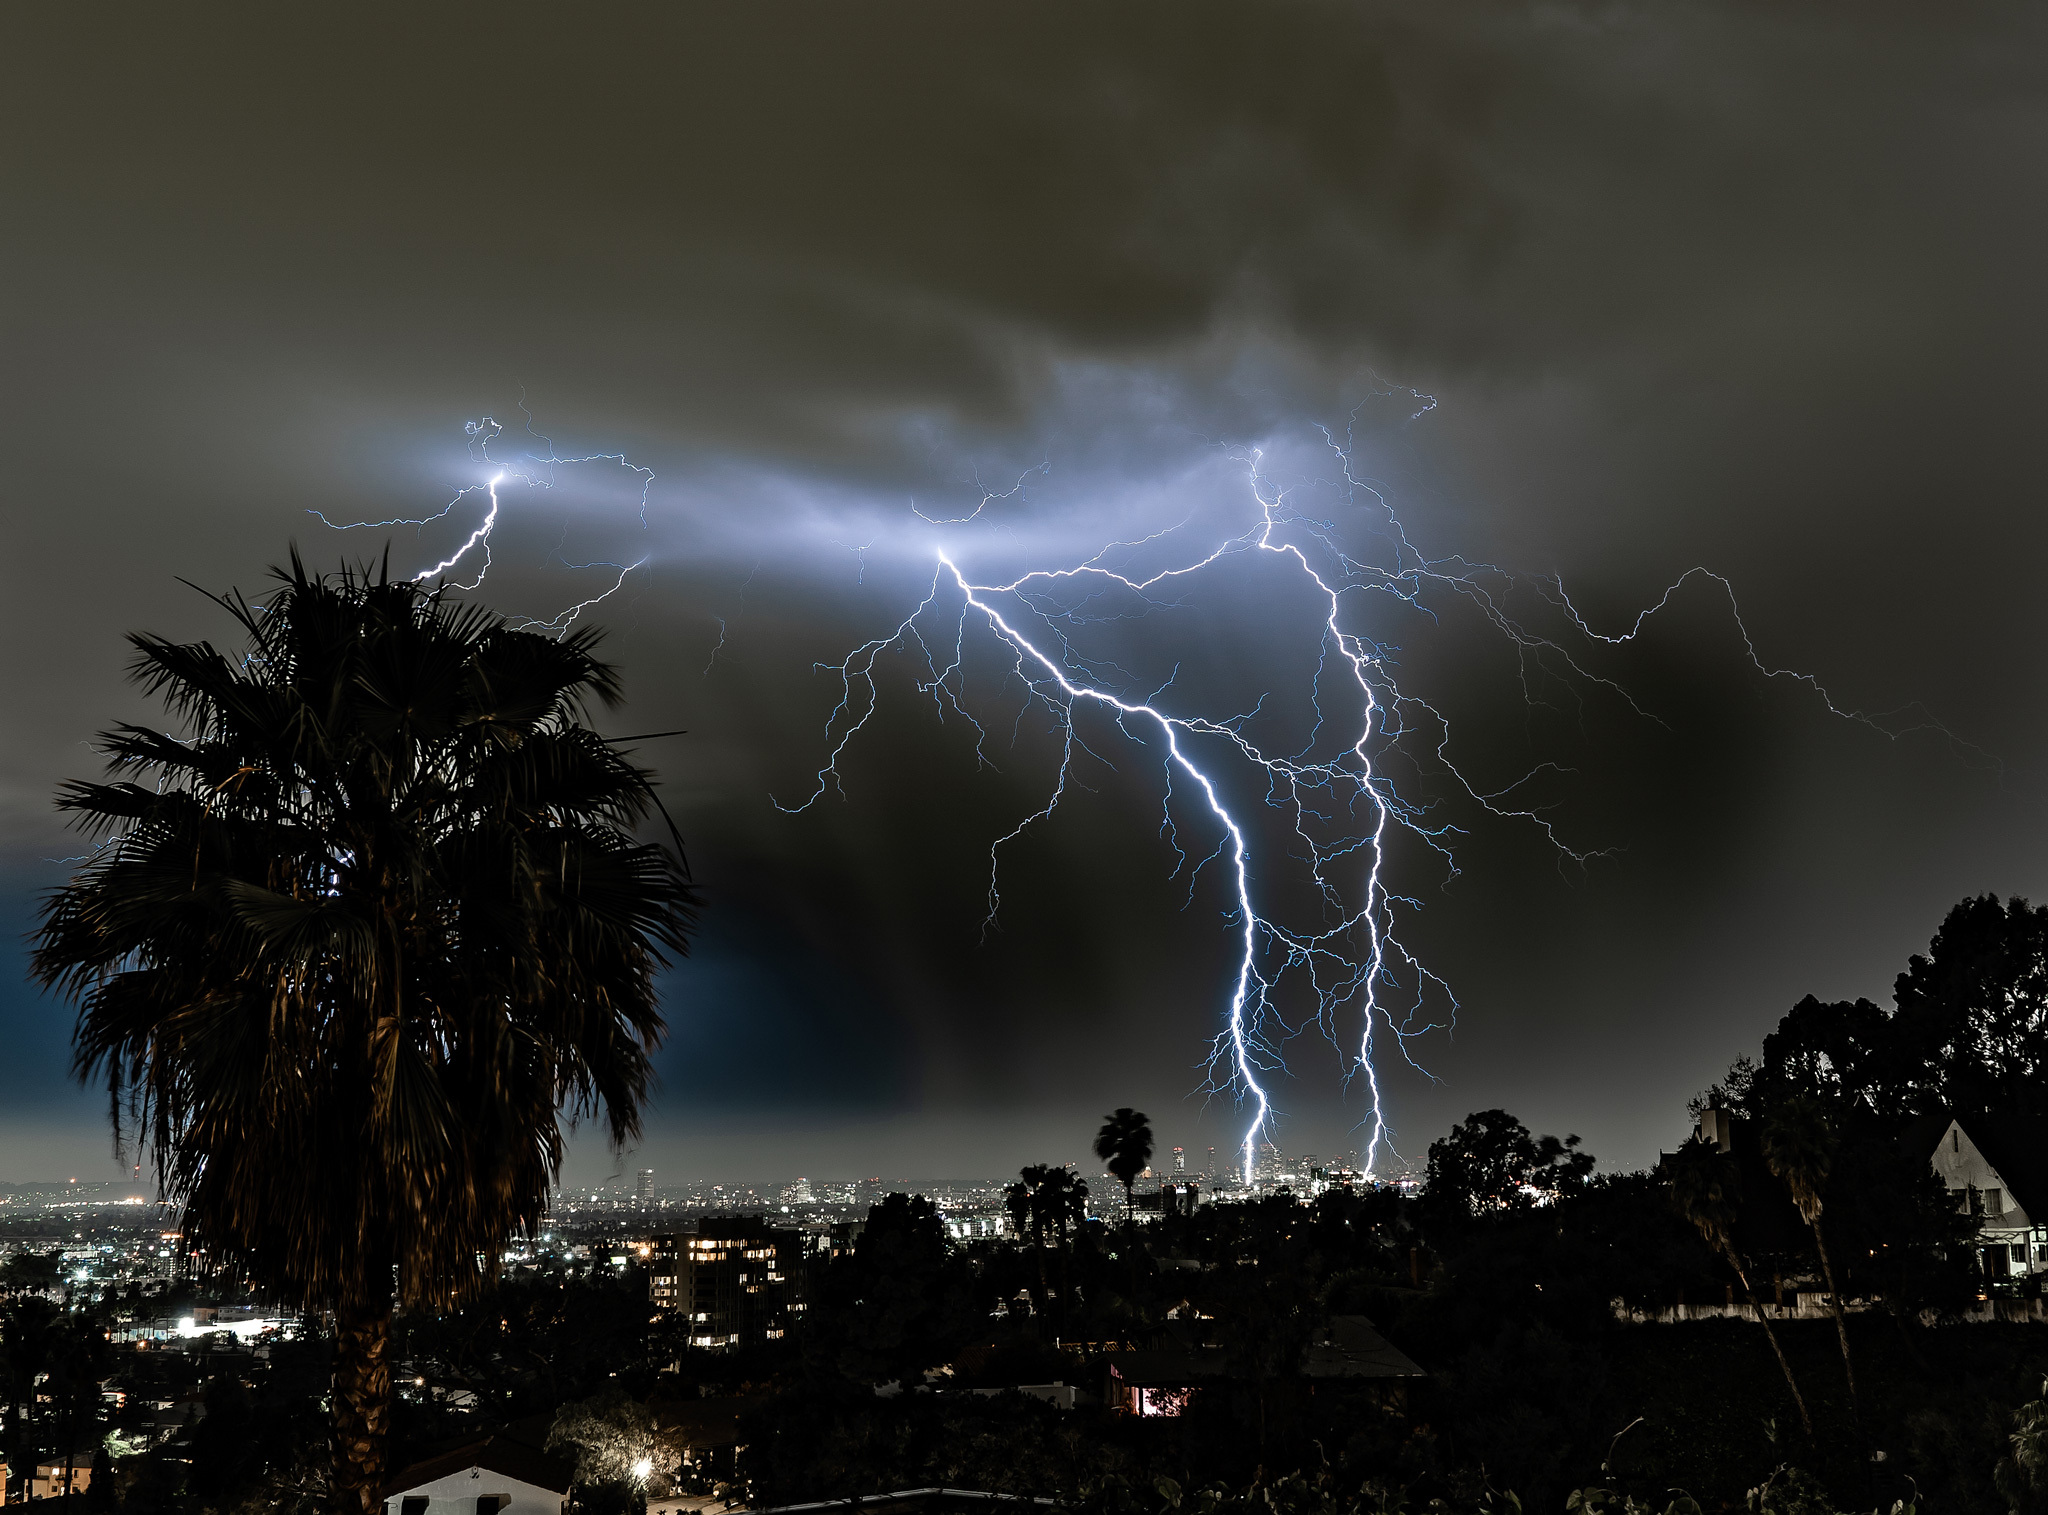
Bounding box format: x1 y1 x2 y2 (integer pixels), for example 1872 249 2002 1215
1123 1180 1140 1303
1722 1242 1814 1442
332 1292 394 1515
1032 1223 1050 1333
1056 1220 1072 1334
1809 1218 1861 1418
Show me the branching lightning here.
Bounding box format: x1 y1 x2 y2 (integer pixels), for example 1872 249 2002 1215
311 396 1958 1189
314 414 656 633
779 406 1948 1185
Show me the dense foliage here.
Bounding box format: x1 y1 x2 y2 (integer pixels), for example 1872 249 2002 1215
30 556 696 1511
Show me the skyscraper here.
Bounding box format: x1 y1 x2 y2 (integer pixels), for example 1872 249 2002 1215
635 1169 655 1209
645 1219 807 1348
1172 1147 1186 1173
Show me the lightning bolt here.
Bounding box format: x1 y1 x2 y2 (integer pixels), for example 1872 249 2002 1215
313 414 657 628
306 396 1956 1188
779 403 1941 1186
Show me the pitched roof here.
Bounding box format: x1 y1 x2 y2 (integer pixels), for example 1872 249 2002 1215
1105 1315 1425 1385
1302 1315 1426 1379
381 1434 573 1499
748 1490 1057 1513
1955 1113 2048 1219
656 1395 750 1447
1103 1347 1230 1387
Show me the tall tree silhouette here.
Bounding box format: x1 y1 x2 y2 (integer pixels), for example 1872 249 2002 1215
1005 1164 1089 1327
1664 1138 1813 1441
1763 1095 1861 1427
1094 1108 1153 1220
1040 1166 1089 1327
1004 1165 1055 1321
32 553 696 1514
0 1295 61 1500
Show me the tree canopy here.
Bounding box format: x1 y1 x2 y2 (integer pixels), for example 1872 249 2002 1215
32 553 697 1512
1723 894 2048 1126
1424 1109 1594 1215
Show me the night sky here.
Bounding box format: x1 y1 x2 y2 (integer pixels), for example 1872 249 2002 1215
4 5 2044 1186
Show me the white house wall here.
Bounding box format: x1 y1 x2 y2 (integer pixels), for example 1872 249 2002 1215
1930 1120 2032 1228
384 1469 567 1515
1930 1118 2047 1276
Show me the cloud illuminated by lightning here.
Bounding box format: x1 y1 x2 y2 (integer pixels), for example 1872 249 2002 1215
311 395 1953 1189
313 413 656 632
777 399 1945 1186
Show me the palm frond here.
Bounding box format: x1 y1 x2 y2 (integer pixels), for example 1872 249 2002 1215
33 556 694 1313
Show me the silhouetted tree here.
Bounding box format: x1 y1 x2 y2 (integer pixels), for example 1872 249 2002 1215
1762 1094 1861 1427
1039 1166 1089 1324
1004 1165 1088 1327
1719 896 2048 1128
0 1253 63 1299
0 1294 60 1499
1005 1166 1055 1320
32 553 697 1513
1424 1109 1593 1216
1094 1108 1154 1220
1892 894 2048 1124
810 1193 973 1383
1663 1137 1813 1440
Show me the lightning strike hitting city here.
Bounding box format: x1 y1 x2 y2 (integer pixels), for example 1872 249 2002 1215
9 8 2047 1512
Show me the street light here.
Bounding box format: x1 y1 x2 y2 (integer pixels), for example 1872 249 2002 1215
632 1458 653 1482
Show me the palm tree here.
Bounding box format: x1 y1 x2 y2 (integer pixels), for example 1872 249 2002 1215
1762 1095 1861 1423
1093 1108 1154 1220
1664 1137 1813 1441
32 553 697 1514
1003 1164 1089 1329
1039 1166 1089 1328
1005 1165 1054 1321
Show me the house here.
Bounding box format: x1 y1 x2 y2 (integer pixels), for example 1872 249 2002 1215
1104 1339 1228 1417
1303 1315 1428 1390
1923 1114 2048 1283
968 1382 1081 1410
1105 1315 1423 1416
29 1454 94 1500
380 1435 572 1515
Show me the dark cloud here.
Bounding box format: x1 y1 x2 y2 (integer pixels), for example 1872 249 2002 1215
3 3 2045 1182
